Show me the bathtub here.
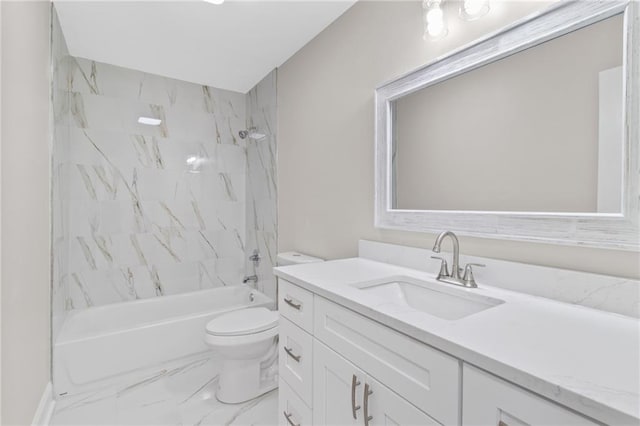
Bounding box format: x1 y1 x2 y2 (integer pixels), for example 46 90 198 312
53 285 273 397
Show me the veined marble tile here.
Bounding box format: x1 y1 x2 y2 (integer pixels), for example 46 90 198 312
50 353 277 426
70 58 246 116
69 89 245 145
56 55 273 310
245 70 278 300
52 6 72 341
213 257 246 287
152 262 216 296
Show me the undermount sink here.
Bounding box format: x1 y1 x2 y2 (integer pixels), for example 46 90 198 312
352 275 504 320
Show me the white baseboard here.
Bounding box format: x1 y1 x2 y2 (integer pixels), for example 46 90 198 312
32 382 55 426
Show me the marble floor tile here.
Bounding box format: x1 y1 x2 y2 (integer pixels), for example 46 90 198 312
50 354 278 426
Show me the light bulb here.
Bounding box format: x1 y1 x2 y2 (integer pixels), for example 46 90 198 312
426 7 443 25
460 0 490 21
423 1 447 40
427 20 445 37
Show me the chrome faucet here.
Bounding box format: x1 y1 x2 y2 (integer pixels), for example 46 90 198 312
431 230 484 288
244 249 260 285
432 231 461 280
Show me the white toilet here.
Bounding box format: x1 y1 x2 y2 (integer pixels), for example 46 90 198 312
205 307 279 403
204 252 323 404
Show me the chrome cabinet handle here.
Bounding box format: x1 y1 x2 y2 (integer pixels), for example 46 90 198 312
351 374 361 419
284 346 301 362
283 411 300 426
363 383 373 426
284 298 301 310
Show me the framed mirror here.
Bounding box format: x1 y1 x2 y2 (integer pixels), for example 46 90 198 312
374 0 639 250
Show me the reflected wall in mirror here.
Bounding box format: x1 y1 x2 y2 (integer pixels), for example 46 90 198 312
375 1 639 250
393 15 623 213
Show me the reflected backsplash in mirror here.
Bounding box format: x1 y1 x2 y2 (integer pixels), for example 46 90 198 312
393 14 623 213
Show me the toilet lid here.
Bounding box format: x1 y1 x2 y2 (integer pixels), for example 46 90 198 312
205 307 278 336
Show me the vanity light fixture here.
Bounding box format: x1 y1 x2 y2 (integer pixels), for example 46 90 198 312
459 0 490 21
137 117 162 126
423 0 491 42
423 0 447 40
203 0 225 4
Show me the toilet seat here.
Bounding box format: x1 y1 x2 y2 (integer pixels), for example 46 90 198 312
206 307 278 336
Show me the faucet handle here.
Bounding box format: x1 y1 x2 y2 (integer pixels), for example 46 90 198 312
462 263 485 287
430 256 449 279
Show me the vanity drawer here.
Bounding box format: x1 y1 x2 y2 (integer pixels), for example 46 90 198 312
463 365 598 426
279 379 312 426
279 316 314 406
279 280 314 333
313 296 460 425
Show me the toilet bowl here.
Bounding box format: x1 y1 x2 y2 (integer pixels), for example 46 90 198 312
204 307 279 404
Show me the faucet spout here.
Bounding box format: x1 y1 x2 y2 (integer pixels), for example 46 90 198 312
432 231 460 279
243 275 258 284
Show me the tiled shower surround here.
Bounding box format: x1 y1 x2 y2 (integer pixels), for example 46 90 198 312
51 10 278 329
51 9 72 342
246 72 278 299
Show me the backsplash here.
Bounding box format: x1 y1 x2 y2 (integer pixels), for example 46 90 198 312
359 240 640 318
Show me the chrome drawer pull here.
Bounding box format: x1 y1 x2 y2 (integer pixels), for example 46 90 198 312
351 374 361 419
284 346 301 362
284 298 301 310
364 383 373 426
283 411 300 426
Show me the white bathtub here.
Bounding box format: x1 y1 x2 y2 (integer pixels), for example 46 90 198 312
53 285 273 397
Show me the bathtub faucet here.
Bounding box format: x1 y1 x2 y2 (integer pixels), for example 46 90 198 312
243 275 258 284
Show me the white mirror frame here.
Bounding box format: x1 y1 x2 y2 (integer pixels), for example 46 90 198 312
375 0 639 251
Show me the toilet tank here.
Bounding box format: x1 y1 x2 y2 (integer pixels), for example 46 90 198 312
276 252 324 266
275 252 323 308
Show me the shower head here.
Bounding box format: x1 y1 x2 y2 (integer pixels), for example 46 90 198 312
238 128 266 140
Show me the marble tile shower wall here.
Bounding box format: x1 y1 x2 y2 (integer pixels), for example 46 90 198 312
52 8 72 341
245 71 277 300
61 58 249 308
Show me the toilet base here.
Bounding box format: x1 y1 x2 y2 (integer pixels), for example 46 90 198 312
216 358 278 404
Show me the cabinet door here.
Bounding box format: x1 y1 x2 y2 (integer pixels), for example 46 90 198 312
463 365 598 426
313 340 365 426
365 376 441 426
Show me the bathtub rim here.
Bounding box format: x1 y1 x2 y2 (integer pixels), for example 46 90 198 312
56 285 272 344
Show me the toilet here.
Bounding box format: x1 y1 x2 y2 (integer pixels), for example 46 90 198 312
204 251 323 404
205 307 279 403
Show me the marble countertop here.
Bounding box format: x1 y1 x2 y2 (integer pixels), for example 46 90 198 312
274 258 640 425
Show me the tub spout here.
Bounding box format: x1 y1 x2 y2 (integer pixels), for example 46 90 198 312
243 275 258 284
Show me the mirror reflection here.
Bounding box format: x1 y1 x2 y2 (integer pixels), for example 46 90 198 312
392 14 624 213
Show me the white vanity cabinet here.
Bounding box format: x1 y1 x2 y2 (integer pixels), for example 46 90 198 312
278 279 458 426
278 279 602 426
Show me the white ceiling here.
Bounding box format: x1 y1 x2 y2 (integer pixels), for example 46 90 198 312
54 1 356 93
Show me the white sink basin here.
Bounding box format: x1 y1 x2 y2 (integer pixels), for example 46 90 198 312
352 275 504 320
